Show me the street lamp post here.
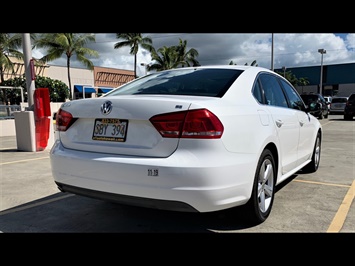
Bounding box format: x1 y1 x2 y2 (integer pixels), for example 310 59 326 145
318 48 326 96
282 66 286 77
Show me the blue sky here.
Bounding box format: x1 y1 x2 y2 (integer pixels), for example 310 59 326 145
32 33 355 77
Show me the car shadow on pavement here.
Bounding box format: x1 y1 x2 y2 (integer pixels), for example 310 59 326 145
0 192 263 233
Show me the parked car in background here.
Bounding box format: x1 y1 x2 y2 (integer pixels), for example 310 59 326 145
50 65 322 225
330 96 348 114
300 93 329 119
344 93 355 120
323 96 332 111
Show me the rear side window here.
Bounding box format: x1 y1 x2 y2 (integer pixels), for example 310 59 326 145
279 79 305 111
258 73 288 108
107 68 243 97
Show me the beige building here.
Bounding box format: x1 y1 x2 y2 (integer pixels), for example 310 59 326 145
1 58 135 138
2 57 135 101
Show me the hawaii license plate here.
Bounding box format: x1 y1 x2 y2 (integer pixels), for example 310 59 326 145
92 118 128 142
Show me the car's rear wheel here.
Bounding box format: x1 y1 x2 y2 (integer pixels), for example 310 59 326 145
243 148 276 225
302 131 321 173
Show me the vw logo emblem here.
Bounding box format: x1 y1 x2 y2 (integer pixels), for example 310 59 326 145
101 101 112 115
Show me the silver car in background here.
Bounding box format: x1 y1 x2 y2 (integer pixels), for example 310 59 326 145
330 96 348 114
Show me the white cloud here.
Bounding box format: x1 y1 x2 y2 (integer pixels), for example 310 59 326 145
345 33 355 49
30 33 355 72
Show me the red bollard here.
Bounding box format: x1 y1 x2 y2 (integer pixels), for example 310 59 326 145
33 88 51 151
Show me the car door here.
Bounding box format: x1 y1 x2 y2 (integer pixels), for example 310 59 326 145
279 79 316 166
258 73 300 175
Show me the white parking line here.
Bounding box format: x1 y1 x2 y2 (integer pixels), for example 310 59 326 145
0 194 74 216
0 157 49 165
320 120 333 127
0 146 17 150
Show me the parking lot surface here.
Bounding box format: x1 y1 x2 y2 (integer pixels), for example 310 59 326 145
0 114 354 233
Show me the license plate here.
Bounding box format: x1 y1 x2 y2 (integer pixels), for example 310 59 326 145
92 118 128 142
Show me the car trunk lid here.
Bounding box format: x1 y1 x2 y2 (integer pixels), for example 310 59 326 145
57 95 214 157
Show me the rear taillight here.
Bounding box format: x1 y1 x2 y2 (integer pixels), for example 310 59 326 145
150 109 224 139
56 108 76 131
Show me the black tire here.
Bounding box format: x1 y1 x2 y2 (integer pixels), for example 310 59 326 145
318 111 324 119
324 111 328 119
302 131 321 173
243 149 276 225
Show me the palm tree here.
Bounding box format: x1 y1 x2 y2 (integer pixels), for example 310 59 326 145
0 33 24 104
275 69 309 87
244 60 258 66
34 33 99 100
147 39 200 72
174 38 200 67
297 77 310 87
0 33 24 83
147 46 183 72
114 33 153 78
229 60 258 66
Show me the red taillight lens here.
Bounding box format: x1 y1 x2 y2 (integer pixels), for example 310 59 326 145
150 109 224 139
182 109 224 138
56 108 75 132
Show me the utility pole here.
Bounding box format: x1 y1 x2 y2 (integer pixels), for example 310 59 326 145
271 33 274 71
318 48 326 96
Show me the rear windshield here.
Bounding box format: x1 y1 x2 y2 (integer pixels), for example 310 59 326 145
105 68 243 97
331 98 348 103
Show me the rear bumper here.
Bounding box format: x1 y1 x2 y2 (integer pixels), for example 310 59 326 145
50 140 257 213
56 181 199 212
330 108 345 113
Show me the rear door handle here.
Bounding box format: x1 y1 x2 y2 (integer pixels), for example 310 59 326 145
276 120 283 128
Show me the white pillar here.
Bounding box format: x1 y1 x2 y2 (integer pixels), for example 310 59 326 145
22 33 36 108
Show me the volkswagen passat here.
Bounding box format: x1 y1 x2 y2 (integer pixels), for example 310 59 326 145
50 65 322 225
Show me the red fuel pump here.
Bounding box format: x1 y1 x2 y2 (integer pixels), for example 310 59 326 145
33 88 51 151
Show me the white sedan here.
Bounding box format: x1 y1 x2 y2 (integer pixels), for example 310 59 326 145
50 65 322 225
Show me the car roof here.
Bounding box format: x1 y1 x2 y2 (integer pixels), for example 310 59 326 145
165 65 276 74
